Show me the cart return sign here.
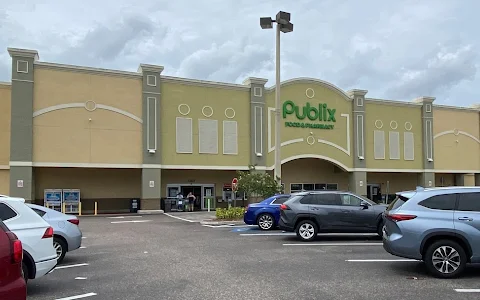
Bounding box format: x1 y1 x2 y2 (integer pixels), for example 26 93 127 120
283 100 336 129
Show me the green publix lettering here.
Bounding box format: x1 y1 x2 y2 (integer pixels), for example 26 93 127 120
282 100 336 130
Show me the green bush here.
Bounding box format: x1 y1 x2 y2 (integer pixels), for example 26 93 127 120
215 207 244 220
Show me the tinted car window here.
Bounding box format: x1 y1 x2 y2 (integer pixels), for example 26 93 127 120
299 195 316 205
419 194 456 210
316 193 341 205
31 208 47 217
271 196 289 204
457 192 480 212
0 203 18 221
387 195 409 211
340 194 362 206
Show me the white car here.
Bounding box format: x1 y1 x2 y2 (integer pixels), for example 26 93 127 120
0 196 57 283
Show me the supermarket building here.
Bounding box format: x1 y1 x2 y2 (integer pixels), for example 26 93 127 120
0 48 479 213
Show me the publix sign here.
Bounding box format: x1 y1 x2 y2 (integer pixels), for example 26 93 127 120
282 100 336 129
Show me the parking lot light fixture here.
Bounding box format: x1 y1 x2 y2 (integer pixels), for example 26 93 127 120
259 11 294 184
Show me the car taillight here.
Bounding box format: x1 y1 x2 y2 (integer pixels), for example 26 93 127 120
68 219 80 225
6 231 23 263
386 214 417 222
42 226 54 239
280 204 289 210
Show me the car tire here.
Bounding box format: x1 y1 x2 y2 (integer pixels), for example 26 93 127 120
257 213 275 230
54 237 67 264
22 261 29 284
424 239 467 279
376 220 384 237
295 220 318 242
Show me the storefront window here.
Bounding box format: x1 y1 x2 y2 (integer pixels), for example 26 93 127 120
314 184 326 190
326 184 338 190
289 183 338 193
303 184 314 191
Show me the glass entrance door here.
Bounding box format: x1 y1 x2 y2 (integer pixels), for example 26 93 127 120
202 185 215 210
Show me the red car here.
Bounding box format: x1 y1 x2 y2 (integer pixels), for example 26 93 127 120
0 219 26 300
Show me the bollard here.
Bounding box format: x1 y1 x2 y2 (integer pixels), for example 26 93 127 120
94 202 98 216
78 202 82 216
207 198 210 212
62 202 66 214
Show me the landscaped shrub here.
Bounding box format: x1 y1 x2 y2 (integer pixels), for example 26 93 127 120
215 207 244 220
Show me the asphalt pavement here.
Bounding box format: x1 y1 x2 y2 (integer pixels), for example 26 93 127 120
27 213 480 300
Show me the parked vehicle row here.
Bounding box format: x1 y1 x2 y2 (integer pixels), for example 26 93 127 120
0 195 83 299
244 186 480 279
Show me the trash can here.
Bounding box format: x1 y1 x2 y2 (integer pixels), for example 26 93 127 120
164 198 172 213
130 198 140 213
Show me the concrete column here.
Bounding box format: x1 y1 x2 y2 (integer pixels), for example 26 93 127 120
347 89 368 196
7 48 39 201
414 96 436 187
243 77 268 171
138 64 163 210
476 174 480 186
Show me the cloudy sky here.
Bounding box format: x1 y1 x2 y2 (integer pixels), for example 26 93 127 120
1 0 479 107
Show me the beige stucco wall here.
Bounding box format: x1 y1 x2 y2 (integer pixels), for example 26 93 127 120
0 170 9 195
265 82 353 170
433 108 480 171
282 158 350 192
161 169 238 197
161 82 250 167
367 172 419 193
365 102 423 170
32 68 143 164
0 83 11 167
34 167 141 199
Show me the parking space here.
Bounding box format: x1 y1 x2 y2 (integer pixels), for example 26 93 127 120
27 214 480 300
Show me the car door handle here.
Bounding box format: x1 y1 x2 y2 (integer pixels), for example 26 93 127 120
458 217 473 221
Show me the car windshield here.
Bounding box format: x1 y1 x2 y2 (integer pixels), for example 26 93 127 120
356 194 376 205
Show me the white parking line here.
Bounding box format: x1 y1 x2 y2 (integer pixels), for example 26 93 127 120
80 246 87 249
55 263 89 270
240 233 295 236
283 242 383 246
455 289 480 293
56 292 97 300
107 216 143 219
346 259 418 262
164 213 195 223
75 277 87 280
110 220 152 224
82 237 87 239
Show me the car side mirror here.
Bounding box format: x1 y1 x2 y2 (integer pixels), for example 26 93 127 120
360 201 369 209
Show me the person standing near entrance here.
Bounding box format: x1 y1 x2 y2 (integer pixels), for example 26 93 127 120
187 192 196 212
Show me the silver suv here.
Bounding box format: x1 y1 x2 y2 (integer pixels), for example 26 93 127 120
383 186 480 278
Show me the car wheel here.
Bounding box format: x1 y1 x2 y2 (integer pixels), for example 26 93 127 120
54 237 67 264
22 261 29 284
295 220 317 242
257 213 275 230
424 239 467 278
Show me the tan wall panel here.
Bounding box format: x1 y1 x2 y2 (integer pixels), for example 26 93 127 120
0 170 9 195
435 173 455 186
282 158 350 192
265 83 354 170
464 174 476 186
433 108 480 171
162 169 238 197
367 173 419 193
161 82 250 166
0 85 11 166
33 108 142 164
365 103 423 169
34 168 141 199
33 68 142 117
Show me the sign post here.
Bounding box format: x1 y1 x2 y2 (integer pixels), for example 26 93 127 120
232 178 238 208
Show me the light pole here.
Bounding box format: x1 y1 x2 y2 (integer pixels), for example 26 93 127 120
260 12 294 184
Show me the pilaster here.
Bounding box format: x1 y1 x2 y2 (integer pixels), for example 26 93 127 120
414 96 436 187
8 48 38 201
475 174 480 186
347 89 368 196
243 77 268 170
138 64 163 208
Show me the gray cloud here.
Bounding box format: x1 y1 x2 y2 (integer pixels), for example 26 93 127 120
0 0 479 106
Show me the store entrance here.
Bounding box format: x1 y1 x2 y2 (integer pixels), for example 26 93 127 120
181 186 202 211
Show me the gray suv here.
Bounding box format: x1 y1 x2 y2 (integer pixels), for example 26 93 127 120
278 191 388 242
383 186 480 278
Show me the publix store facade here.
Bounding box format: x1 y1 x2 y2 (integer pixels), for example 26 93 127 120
0 47 479 213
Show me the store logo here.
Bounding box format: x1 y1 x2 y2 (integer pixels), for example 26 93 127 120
282 100 336 129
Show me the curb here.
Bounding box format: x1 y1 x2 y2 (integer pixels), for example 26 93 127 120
78 210 164 217
200 220 244 226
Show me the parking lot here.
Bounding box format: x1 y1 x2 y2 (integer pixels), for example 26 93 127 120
28 213 480 300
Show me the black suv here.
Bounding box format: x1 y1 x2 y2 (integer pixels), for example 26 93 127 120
279 191 388 241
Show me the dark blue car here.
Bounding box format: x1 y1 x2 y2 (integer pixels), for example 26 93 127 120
243 194 291 230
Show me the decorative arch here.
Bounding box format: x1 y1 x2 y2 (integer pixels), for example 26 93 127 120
434 130 480 144
264 77 352 101
267 154 352 172
32 102 143 123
